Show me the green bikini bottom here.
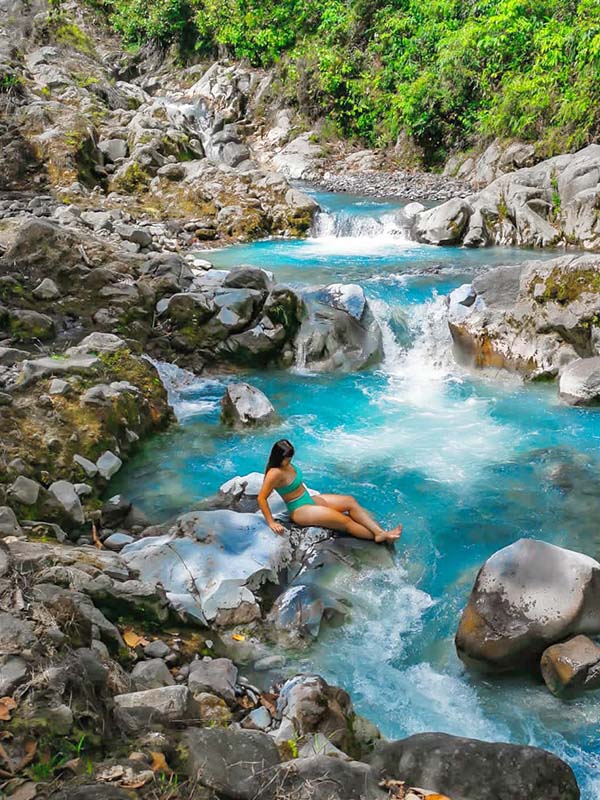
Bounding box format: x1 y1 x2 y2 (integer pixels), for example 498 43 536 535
285 489 316 514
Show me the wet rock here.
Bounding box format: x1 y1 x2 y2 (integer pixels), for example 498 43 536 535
269 584 350 642
455 538 600 672
369 732 580 800
0 506 23 537
96 451 123 480
114 685 197 733
220 382 277 428
48 480 85 526
131 658 175 691
184 726 281 798
188 657 238 703
559 357 600 406
541 635 600 696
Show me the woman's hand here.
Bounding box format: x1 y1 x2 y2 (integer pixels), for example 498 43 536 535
270 521 285 536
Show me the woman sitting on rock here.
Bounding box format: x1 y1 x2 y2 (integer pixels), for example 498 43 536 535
258 439 402 543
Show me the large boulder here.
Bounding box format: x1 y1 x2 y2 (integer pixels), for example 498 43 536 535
183 726 281 799
455 539 600 672
113 686 197 733
369 732 580 800
447 253 600 380
559 357 600 405
540 635 600 696
414 198 472 245
271 755 387 800
295 285 383 371
220 383 277 428
188 658 238 703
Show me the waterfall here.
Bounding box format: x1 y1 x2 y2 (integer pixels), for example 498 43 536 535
145 357 224 422
311 209 409 240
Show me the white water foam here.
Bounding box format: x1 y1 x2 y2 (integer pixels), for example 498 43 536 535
146 358 222 422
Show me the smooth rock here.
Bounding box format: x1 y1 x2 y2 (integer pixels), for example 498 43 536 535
541 634 600 696
8 476 41 506
33 277 60 300
96 451 123 480
559 357 600 406
220 382 277 427
0 506 23 537
103 533 134 552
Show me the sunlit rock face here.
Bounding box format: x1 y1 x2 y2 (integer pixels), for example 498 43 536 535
455 538 600 672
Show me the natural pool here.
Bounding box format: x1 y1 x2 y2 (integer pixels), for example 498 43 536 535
112 188 600 796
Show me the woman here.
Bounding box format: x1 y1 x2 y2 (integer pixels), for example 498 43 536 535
258 439 402 543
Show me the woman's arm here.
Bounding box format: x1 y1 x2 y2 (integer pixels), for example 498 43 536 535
258 470 285 535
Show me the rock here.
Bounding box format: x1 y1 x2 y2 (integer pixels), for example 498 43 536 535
273 756 387 800
223 266 272 291
455 538 600 672
296 287 383 372
369 732 580 800
48 480 85 526
33 277 60 300
0 392 12 406
144 640 171 659
70 333 127 355
99 138 128 163
273 675 357 756
103 532 134 552
220 383 277 427
131 659 175 691
8 309 55 342
75 483 93 497
0 506 23 537
80 210 115 231
53 784 133 799
184 726 281 798
113 685 197 733
19 354 101 386
74 454 99 478
8 476 41 506
49 378 70 395
254 655 285 671
114 223 152 248
0 346 29 366
541 634 600 696
101 495 132 527
242 705 271 730
0 656 28 695
0 612 35 655
269 583 350 641
96 451 123 480
188 658 238 703
195 692 232 725
414 198 471 245
447 254 600 379
559 357 600 406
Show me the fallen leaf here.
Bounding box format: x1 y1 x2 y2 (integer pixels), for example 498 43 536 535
121 770 154 789
232 633 246 641
92 522 103 550
60 757 81 773
259 693 277 716
0 741 15 774
14 741 37 774
123 629 149 649
150 751 173 776
8 781 37 800
0 698 17 721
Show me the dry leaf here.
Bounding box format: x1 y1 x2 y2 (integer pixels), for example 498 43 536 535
14 741 37 774
123 629 149 648
61 757 81 773
121 770 153 789
0 741 15 774
231 633 246 641
259 693 277 716
8 781 38 800
150 751 173 776
424 795 451 800
0 697 17 721
92 522 103 549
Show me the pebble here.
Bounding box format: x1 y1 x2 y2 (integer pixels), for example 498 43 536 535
319 170 472 201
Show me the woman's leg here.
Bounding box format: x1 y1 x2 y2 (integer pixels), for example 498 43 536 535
316 494 402 541
293 501 400 542
291 503 374 540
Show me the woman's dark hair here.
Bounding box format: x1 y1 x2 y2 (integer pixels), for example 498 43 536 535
265 439 294 473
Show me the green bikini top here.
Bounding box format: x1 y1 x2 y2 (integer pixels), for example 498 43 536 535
275 464 304 496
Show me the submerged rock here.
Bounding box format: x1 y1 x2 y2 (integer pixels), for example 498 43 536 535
369 732 580 800
541 635 600 696
455 538 600 672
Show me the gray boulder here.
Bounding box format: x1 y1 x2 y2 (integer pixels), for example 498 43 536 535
559 357 600 405
220 382 277 427
0 655 28 695
19 354 101 386
455 538 600 672
184 726 281 799
0 506 23 537
113 685 196 733
272 755 387 800
414 198 472 245
188 657 237 703
33 277 60 300
369 732 580 800
8 309 55 342
8 476 41 506
131 658 175 691
48 480 85 526
96 451 123 480
0 612 36 655
541 635 600 696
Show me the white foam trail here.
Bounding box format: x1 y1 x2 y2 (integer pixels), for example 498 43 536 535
146 358 222 422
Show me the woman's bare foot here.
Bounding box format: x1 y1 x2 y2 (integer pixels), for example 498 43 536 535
374 524 402 543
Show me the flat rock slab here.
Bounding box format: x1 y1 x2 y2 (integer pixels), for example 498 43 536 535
121 509 292 624
18 355 100 386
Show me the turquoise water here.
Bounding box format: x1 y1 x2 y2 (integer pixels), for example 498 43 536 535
113 189 600 795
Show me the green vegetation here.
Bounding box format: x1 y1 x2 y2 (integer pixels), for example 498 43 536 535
93 0 600 164
531 266 600 304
